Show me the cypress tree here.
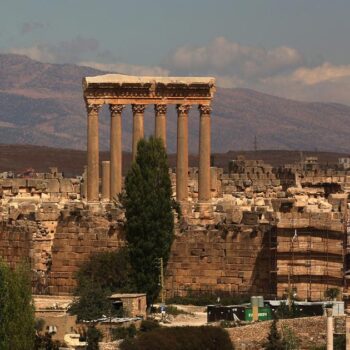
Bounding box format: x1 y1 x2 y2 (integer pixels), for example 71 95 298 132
123 137 174 305
0 260 35 350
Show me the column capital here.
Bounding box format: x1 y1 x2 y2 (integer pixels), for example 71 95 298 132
198 105 212 115
132 104 146 114
87 103 102 115
109 104 125 115
176 104 191 114
154 104 167 114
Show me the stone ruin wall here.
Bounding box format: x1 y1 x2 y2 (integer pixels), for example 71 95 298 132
48 212 124 294
0 158 349 300
165 225 273 298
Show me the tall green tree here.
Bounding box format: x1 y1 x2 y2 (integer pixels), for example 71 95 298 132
123 137 174 305
0 260 35 350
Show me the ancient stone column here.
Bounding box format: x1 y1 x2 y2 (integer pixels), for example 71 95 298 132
87 103 101 202
132 104 146 161
154 104 167 148
326 308 333 350
198 105 212 202
110 104 125 199
101 161 110 200
176 104 191 202
346 312 350 350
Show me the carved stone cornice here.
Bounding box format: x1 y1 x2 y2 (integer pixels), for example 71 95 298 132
154 104 167 114
86 103 102 115
132 104 146 114
176 104 191 115
109 104 125 115
198 105 212 116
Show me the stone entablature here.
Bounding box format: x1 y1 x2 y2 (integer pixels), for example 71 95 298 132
83 75 215 105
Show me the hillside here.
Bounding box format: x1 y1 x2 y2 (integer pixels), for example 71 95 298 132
0 53 350 153
0 144 346 177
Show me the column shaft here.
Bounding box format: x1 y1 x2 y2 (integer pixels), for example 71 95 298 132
176 104 191 201
198 105 212 202
110 104 124 199
346 314 350 350
101 161 110 200
87 103 101 201
155 104 167 148
326 308 333 350
132 104 146 161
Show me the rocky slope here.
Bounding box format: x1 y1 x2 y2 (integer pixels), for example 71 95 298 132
0 53 350 153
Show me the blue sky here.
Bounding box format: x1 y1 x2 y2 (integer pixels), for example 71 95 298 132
1 0 350 103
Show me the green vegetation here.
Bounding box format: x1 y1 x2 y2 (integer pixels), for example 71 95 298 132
112 324 137 340
264 318 286 350
275 301 305 319
120 326 234 350
0 260 35 350
123 137 174 305
69 248 131 321
166 293 250 306
281 325 300 350
86 326 102 350
334 334 345 350
71 137 174 320
324 287 340 300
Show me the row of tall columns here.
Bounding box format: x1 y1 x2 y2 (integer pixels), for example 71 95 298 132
86 103 212 203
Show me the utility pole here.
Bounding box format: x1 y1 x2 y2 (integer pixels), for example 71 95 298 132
159 257 165 304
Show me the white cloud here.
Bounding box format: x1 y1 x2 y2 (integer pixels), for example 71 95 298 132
163 37 350 104
290 62 350 85
7 36 105 64
6 35 350 104
8 46 56 63
164 36 304 79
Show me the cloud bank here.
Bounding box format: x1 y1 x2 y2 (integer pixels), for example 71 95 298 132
6 36 350 104
162 37 350 105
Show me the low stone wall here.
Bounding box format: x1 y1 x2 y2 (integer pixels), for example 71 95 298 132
228 316 328 349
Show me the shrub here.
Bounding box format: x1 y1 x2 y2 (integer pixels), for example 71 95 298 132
264 319 286 350
324 288 340 300
86 327 102 350
69 248 131 321
112 324 137 340
334 334 345 350
120 326 234 350
281 325 300 349
139 319 160 333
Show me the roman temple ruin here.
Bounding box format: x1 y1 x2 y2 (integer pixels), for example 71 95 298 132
83 74 216 208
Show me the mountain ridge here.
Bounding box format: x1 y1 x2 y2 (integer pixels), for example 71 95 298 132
0 53 349 153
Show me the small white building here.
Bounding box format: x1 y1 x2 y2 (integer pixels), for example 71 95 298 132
339 157 350 170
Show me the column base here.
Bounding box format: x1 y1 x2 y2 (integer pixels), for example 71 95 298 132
179 201 192 217
86 201 104 214
195 202 214 220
